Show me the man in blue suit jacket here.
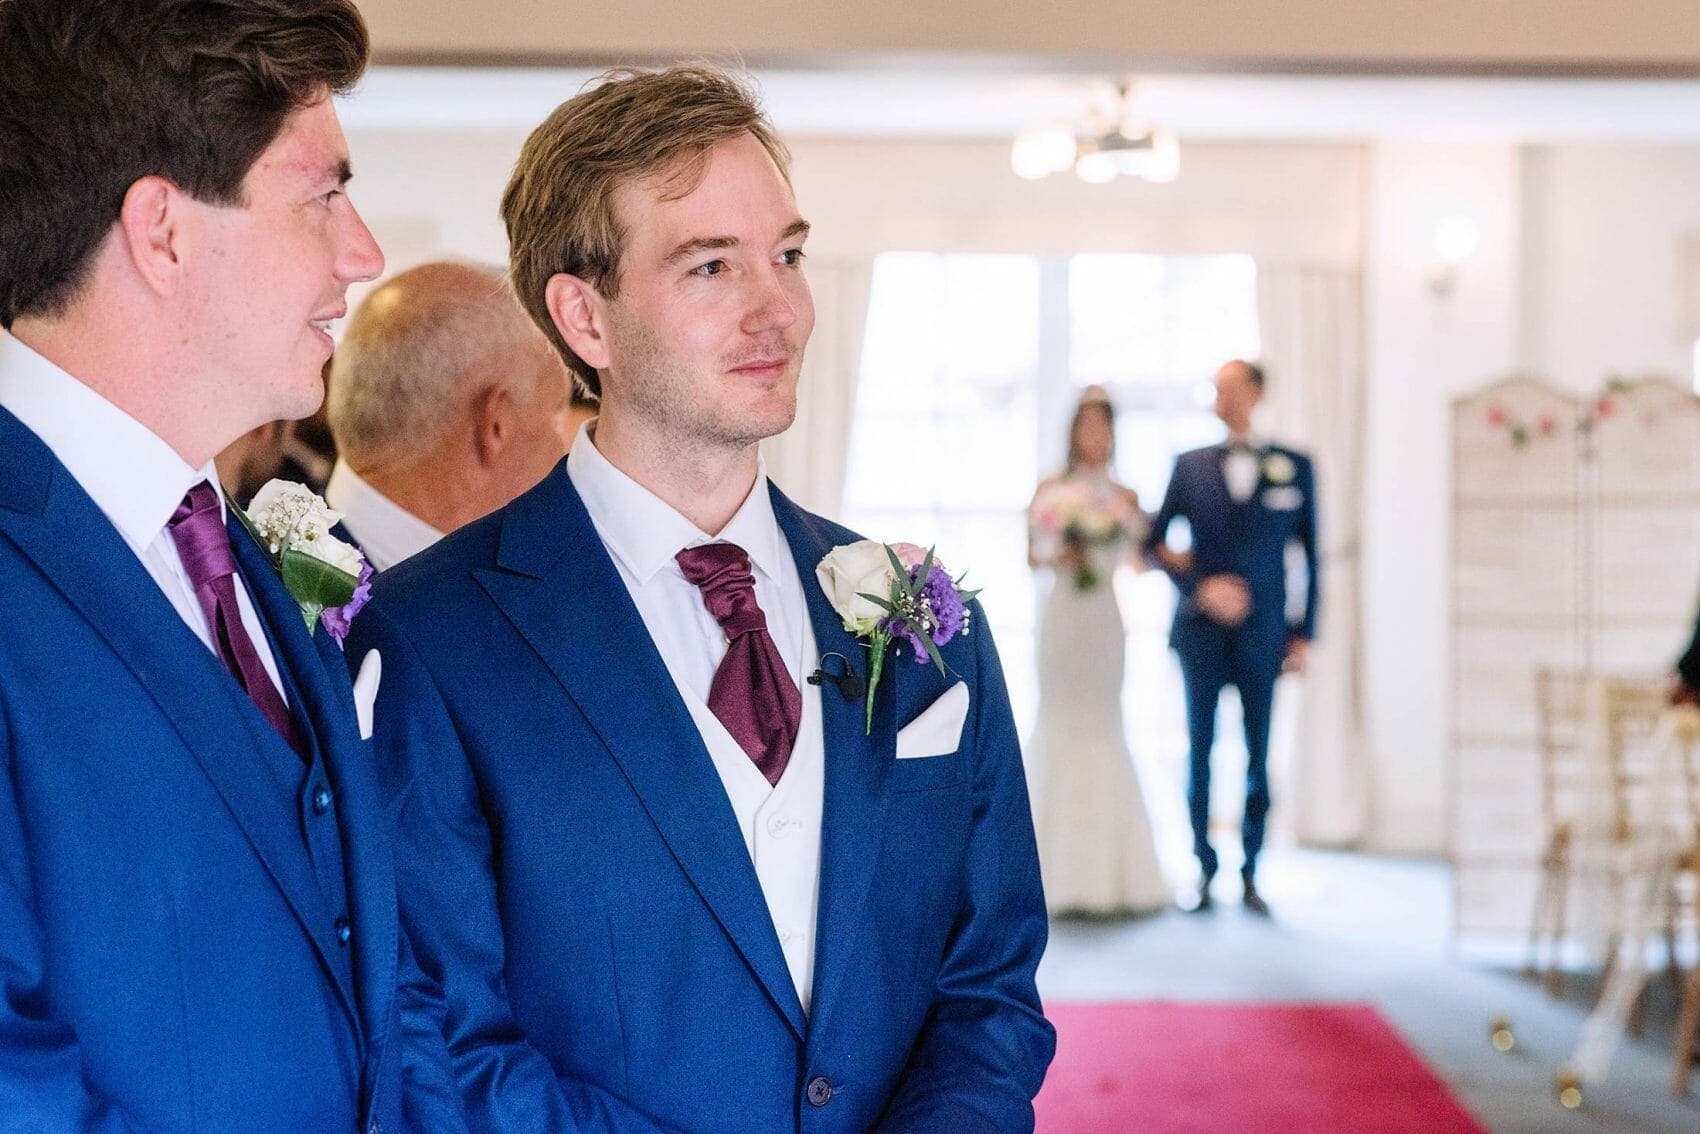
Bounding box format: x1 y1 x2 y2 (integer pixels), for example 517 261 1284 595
348 66 1055 1132
1143 361 1320 915
0 2 463 1129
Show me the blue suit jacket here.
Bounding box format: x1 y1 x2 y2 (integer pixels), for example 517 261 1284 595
1142 443 1321 667
0 408 463 1133
346 463 1055 1133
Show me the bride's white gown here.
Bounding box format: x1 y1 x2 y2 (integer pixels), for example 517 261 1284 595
1030 503 1171 915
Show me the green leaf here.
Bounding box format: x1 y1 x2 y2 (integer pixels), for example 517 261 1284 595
864 630 889 734
280 548 360 613
919 631 948 677
856 591 897 613
883 544 917 599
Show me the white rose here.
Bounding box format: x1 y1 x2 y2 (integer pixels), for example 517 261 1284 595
1263 453 1296 485
816 540 898 636
303 529 364 577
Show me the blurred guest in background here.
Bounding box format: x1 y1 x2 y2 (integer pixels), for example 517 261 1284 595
325 260 569 570
1027 385 1170 917
1144 360 1319 917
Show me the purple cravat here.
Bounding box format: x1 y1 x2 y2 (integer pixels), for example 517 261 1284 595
675 542 801 786
167 481 301 756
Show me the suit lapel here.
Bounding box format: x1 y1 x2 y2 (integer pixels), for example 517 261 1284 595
229 514 392 1040
473 467 807 1039
767 486 896 1036
0 411 357 1031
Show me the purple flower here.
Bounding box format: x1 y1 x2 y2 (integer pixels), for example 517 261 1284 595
319 560 374 644
885 563 969 663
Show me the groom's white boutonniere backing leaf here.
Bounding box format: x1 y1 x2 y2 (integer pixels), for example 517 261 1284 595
1262 452 1296 485
817 539 980 732
235 479 373 644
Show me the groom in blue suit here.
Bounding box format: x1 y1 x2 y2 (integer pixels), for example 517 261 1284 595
0 2 464 1129
349 66 1054 1132
1144 361 1320 915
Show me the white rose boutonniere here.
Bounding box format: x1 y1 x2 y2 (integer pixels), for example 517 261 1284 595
817 539 979 732
1263 452 1297 485
237 479 373 643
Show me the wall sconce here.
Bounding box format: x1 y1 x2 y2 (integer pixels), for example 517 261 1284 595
1427 215 1479 298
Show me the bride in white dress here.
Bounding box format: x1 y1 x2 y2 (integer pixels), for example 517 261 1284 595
1027 386 1170 916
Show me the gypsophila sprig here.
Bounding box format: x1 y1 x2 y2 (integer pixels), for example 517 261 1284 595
236 480 372 644
816 540 980 732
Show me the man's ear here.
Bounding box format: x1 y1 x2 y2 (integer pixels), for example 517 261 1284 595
116 176 190 299
544 272 611 373
473 383 513 466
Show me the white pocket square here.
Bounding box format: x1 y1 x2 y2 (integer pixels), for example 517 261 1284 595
896 681 970 759
352 648 382 741
1262 486 1304 511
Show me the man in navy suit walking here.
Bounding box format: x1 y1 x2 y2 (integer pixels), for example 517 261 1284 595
348 66 1054 1132
1144 360 1320 916
0 2 465 1129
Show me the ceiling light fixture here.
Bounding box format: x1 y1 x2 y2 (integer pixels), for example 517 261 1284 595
1011 80 1180 185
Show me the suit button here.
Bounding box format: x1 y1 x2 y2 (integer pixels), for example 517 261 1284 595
805 1076 833 1107
312 785 333 815
335 916 352 947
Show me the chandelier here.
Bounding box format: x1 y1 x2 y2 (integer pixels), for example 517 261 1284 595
1010 81 1179 184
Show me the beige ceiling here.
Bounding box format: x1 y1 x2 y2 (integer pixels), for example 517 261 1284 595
358 0 1700 75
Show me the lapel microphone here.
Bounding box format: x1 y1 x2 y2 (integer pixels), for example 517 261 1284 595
807 652 865 702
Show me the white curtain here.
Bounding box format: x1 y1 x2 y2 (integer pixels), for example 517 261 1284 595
762 257 874 516
1256 262 1370 847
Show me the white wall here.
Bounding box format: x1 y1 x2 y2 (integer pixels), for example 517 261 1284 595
1361 142 1524 855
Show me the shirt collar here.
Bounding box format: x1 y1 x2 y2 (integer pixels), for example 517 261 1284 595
1222 432 1268 453
565 420 784 586
0 334 219 552
324 458 444 572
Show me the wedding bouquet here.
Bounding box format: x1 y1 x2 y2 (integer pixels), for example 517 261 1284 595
1029 479 1136 592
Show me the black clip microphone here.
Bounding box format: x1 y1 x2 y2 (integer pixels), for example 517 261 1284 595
807 652 865 702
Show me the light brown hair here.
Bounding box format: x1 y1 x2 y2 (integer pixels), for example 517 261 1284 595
500 65 789 398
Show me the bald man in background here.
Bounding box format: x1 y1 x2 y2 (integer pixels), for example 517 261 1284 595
326 261 571 570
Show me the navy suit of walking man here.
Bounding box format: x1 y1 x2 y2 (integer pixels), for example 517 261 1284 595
348 67 1055 1132
0 2 467 1130
1143 360 1320 915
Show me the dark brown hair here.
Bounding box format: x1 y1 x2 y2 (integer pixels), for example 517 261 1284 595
501 65 789 398
0 0 369 327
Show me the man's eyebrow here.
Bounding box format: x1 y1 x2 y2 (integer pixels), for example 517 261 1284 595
328 158 353 186
663 235 738 265
663 220 811 265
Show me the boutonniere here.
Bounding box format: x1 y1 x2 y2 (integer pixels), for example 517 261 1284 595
234 479 373 644
816 540 980 732
1262 452 1296 485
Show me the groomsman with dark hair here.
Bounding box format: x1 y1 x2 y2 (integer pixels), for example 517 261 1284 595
0 1 464 1129
1144 359 1321 916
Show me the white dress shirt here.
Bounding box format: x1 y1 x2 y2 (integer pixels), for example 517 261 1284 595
567 422 825 1012
324 458 443 572
1222 433 1267 505
0 334 286 701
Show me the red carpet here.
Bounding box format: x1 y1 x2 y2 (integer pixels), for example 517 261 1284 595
1035 1002 1486 1134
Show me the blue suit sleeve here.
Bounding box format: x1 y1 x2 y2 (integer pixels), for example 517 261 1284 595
876 608 1057 1132
0 718 143 1134
394 917 473 1133
346 603 677 1134
1142 456 1199 595
1293 455 1321 640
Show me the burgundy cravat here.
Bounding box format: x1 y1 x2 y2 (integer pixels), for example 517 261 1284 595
167 481 301 755
675 542 801 786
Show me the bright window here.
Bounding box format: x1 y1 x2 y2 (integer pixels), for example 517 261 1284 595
842 251 1261 865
